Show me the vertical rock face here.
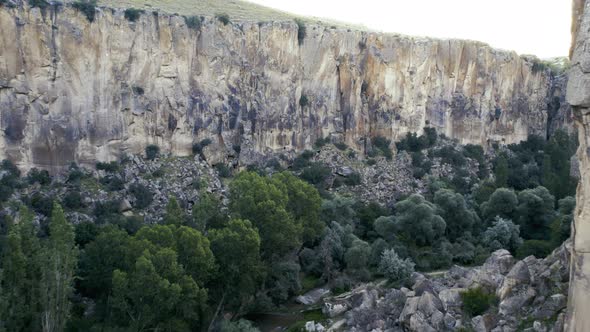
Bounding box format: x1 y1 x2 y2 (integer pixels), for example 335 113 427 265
0 4 568 170
567 1 590 330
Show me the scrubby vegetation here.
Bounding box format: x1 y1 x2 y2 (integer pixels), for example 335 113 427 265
216 13 230 25
124 8 143 22
0 127 578 331
71 0 97 22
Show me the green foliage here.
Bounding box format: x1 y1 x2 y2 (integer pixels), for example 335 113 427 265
344 172 362 186
396 128 437 152
0 206 42 332
379 249 415 285
314 137 330 149
124 8 143 22
494 153 509 187
145 144 160 160
295 18 306 45
129 183 154 209
434 189 479 241
461 287 497 316
215 163 232 178
516 186 555 240
300 162 331 185
185 15 202 30
164 197 186 225
27 168 51 185
230 171 323 259
482 217 523 252
216 13 231 25
63 190 83 210
193 192 227 230
100 175 125 191
542 130 578 199
481 188 518 222
208 219 262 309
72 0 97 22
96 161 120 173
192 138 212 155
132 85 144 95
393 194 446 246
371 136 393 159
334 141 348 150
39 203 79 332
344 238 370 271
516 239 553 259
434 146 466 167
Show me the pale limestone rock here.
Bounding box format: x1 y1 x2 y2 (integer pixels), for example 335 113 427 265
566 1 590 331
0 4 567 171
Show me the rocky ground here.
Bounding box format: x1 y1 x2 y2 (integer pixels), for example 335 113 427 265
311 242 570 332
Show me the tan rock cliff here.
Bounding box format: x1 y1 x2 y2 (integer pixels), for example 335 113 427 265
0 4 568 170
566 0 590 330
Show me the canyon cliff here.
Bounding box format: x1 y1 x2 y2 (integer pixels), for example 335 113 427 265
0 3 570 170
566 0 590 330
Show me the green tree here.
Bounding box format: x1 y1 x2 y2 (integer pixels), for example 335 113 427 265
542 130 577 199
164 197 186 225
229 172 301 260
39 203 79 332
481 188 518 222
271 172 323 243
481 217 523 252
516 186 555 240
110 250 207 331
0 207 42 332
393 194 446 246
379 249 415 285
193 192 227 230
494 153 509 187
434 189 479 241
208 219 262 317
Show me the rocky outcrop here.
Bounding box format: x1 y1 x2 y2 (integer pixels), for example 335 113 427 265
566 0 590 330
0 3 569 171
322 243 570 331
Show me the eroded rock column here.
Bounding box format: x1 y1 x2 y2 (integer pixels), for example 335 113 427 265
566 0 590 330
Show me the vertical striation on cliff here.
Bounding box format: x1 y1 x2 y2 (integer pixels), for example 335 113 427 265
566 0 590 330
0 4 568 170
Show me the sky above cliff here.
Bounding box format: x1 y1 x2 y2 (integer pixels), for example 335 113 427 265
247 0 570 58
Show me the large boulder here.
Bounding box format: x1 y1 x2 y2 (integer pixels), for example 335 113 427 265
296 288 331 305
497 261 531 300
438 288 465 312
499 286 536 316
483 250 516 275
532 294 567 320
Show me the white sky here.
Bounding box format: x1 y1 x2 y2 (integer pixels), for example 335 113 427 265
247 0 571 58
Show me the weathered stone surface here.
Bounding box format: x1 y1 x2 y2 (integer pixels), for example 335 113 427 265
566 1 590 330
0 4 569 171
296 288 331 305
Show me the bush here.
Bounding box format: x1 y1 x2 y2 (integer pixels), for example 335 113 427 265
334 142 348 151
216 13 230 25
215 164 232 178
516 240 553 259
294 18 306 45
145 144 160 160
192 138 212 155
27 168 51 185
314 137 330 149
185 15 201 30
372 136 393 160
96 161 120 173
219 319 260 332
71 0 97 22
124 8 143 22
344 172 362 186
379 249 415 285
482 216 523 252
366 158 376 166
299 94 309 107
63 190 83 210
461 287 497 316
100 175 125 191
129 183 153 209
300 163 331 185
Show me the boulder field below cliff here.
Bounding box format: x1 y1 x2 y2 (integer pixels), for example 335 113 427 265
319 241 571 332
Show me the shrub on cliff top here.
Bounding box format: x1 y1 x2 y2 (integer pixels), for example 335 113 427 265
72 0 97 22
216 13 230 25
185 15 202 30
124 8 143 22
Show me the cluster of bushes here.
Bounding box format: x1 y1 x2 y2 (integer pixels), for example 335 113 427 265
71 0 97 22
124 8 143 22
369 136 393 160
